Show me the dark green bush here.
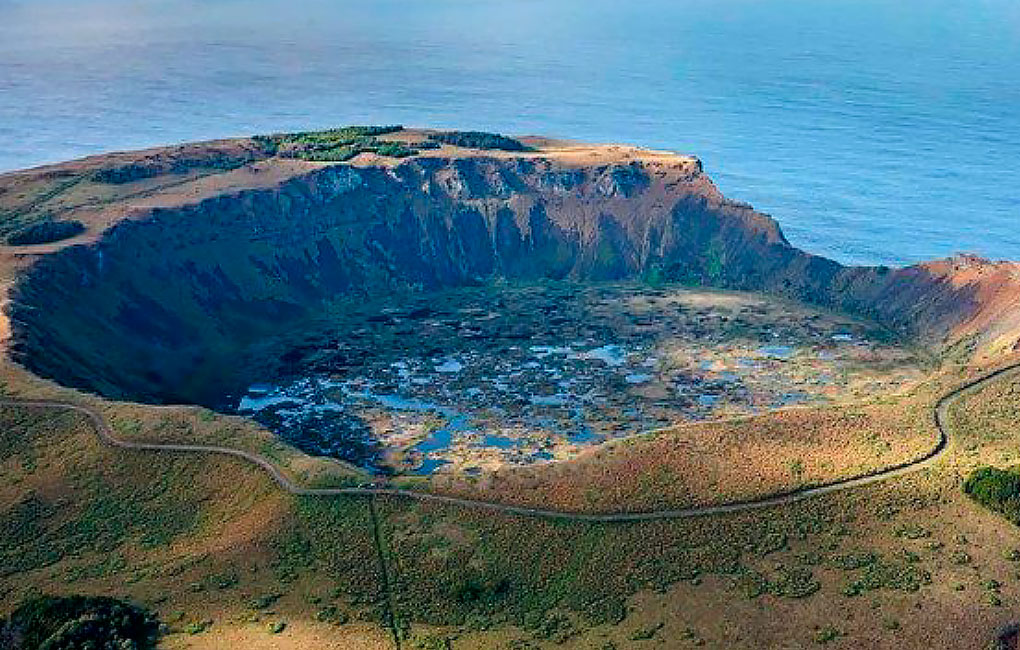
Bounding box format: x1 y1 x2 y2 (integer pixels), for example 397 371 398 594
374 142 417 158
0 595 160 649
963 466 1020 523
7 220 85 246
299 145 361 162
428 131 531 151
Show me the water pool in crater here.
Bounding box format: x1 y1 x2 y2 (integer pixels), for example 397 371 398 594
229 281 926 475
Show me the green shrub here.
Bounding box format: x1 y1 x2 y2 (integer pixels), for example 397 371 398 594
525 612 577 643
951 550 972 565
964 466 1020 523
0 595 159 649
829 551 877 571
412 635 453 649
894 524 930 539
857 557 930 592
315 606 349 625
814 625 842 644
629 621 664 640
252 591 285 608
771 566 821 598
375 142 417 158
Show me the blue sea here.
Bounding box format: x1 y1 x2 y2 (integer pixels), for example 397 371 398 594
1 0 1017 266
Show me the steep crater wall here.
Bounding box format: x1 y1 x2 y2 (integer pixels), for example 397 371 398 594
7 154 1014 407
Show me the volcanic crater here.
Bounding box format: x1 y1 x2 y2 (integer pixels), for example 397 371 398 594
5 128 1018 478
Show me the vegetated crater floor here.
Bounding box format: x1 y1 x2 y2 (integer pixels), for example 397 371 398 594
228 280 925 476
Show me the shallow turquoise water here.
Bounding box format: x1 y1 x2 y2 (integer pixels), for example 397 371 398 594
1 0 1017 265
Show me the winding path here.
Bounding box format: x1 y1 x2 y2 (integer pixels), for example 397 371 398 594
5 363 1018 523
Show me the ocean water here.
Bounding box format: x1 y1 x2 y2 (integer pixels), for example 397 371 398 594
1 0 1017 266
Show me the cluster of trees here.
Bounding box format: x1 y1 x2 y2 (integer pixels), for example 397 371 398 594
963 466 1020 523
428 130 531 151
255 125 412 161
284 124 403 142
374 141 419 158
252 126 531 162
0 595 160 649
6 220 85 246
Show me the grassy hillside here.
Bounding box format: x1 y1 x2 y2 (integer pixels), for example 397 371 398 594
1 364 1019 648
0 397 387 647
429 391 938 513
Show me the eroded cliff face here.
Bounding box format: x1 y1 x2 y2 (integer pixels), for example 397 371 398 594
6 151 1018 405
840 256 1020 363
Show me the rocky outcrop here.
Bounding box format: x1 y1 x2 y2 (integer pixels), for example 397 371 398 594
6 149 1019 405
